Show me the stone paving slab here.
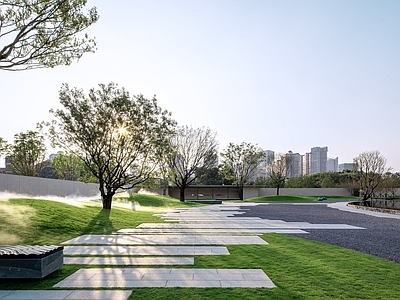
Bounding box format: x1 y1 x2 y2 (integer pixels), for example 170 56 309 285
62 234 268 245
64 256 194 265
136 221 364 230
115 228 308 234
53 268 276 288
0 290 132 300
64 245 229 256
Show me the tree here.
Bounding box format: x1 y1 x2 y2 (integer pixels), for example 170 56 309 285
52 151 97 182
7 130 47 176
168 126 218 201
0 137 7 155
41 82 176 209
353 151 391 202
0 0 99 71
220 142 265 200
195 167 224 185
373 172 400 199
267 153 290 195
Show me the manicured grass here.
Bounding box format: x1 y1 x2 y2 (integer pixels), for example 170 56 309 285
114 193 204 212
244 195 357 202
0 198 163 245
1 198 399 299
128 234 400 299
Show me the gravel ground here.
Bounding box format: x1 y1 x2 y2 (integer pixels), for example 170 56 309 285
236 202 400 263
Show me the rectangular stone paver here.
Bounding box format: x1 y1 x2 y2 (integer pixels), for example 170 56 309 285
0 290 132 300
62 235 268 245
115 228 307 234
136 221 364 230
53 268 276 288
64 256 194 265
64 245 230 256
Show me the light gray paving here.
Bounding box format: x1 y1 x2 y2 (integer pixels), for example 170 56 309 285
53 268 276 289
0 290 132 300
115 228 308 234
64 245 230 256
64 256 194 265
328 202 400 219
136 221 364 230
62 234 268 245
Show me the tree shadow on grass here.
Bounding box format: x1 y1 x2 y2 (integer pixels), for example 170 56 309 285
81 209 116 234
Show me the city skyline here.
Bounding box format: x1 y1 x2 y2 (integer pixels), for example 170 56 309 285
1 0 399 171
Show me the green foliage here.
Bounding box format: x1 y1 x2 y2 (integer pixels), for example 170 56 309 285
354 151 392 200
195 167 224 185
254 176 276 187
285 172 359 188
220 142 265 199
51 151 98 182
0 0 99 70
6 130 47 176
0 137 7 155
374 172 400 198
41 82 176 209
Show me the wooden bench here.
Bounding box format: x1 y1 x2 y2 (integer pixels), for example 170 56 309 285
0 245 63 278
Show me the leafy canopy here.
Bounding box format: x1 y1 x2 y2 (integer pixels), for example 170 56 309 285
41 82 176 209
5 130 47 176
0 0 98 70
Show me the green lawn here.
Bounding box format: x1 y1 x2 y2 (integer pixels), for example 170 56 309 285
0 196 399 299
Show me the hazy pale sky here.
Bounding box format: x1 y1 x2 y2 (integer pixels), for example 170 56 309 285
1 0 400 171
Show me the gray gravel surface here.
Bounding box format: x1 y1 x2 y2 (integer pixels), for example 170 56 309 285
236 203 400 263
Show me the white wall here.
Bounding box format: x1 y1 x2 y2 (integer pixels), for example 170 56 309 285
0 174 99 197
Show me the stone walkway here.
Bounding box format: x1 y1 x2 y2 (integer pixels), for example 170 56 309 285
1 202 366 299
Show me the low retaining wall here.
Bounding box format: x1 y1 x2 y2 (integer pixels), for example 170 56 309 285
0 173 99 198
348 201 400 215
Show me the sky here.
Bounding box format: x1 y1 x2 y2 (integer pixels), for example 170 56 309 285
1 0 400 171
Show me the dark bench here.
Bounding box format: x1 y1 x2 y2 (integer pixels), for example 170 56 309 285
0 245 63 278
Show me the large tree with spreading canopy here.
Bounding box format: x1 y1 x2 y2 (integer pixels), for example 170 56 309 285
0 0 98 70
167 126 218 201
41 82 176 209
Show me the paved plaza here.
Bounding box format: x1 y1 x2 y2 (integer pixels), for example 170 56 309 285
2 201 373 300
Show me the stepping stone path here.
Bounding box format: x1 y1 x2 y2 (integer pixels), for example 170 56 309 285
57 203 278 290
2 202 364 299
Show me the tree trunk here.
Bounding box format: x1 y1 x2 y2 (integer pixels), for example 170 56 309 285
238 187 243 200
102 193 114 210
179 187 185 202
276 185 280 195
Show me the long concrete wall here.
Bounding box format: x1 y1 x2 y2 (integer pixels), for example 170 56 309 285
0 174 99 197
243 187 352 199
258 187 351 197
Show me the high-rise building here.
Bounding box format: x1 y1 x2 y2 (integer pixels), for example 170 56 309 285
302 152 312 175
310 146 328 174
326 157 338 172
286 150 302 178
251 150 274 181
